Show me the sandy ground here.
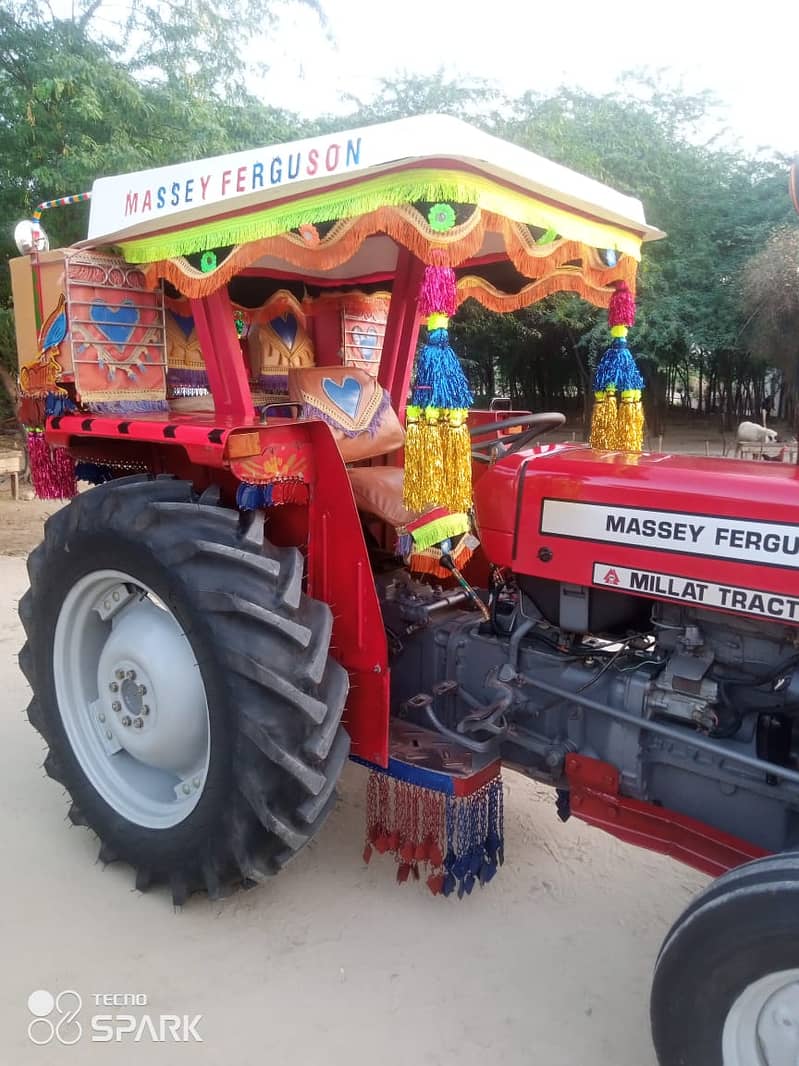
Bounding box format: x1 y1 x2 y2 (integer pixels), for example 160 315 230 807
0 500 708 1066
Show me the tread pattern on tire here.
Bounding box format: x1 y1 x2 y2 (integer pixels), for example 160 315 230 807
651 853 799 1066
20 475 350 905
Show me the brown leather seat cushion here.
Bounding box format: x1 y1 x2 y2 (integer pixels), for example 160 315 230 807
289 366 404 462
348 466 418 528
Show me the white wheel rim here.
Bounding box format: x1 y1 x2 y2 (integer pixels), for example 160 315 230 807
53 569 210 829
723 968 799 1065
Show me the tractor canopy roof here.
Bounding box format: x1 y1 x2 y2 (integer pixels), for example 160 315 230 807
82 114 664 310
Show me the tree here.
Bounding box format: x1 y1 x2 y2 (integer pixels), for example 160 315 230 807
742 227 799 430
0 1 313 414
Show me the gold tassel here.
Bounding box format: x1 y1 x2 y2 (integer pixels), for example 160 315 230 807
632 388 645 450
589 388 617 449
615 389 644 452
441 408 473 513
403 405 426 512
415 407 445 510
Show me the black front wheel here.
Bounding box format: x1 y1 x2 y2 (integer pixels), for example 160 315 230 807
651 854 799 1065
19 476 350 904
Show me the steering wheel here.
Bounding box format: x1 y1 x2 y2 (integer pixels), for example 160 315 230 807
469 412 566 462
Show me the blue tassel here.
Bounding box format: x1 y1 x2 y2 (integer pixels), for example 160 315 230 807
411 328 474 410
480 860 497 884
593 338 644 392
44 393 77 417
236 482 280 509
395 532 413 557
75 461 115 485
236 482 264 510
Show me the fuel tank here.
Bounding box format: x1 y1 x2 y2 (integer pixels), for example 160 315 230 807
473 444 799 628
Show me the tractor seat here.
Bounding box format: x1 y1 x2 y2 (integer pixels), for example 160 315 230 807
347 466 415 527
288 367 414 525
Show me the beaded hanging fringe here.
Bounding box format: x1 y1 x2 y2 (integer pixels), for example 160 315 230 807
167 368 209 397
27 431 76 500
589 281 644 451
363 768 504 898
236 479 309 509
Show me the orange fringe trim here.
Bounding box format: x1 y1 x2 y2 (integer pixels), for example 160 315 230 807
409 544 474 579
143 203 637 308
456 262 637 312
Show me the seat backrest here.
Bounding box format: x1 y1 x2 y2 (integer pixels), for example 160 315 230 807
289 366 404 462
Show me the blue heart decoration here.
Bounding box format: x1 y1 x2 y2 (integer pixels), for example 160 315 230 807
352 326 379 360
170 312 195 339
322 375 361 420
269 313 298 350
90 300 139 346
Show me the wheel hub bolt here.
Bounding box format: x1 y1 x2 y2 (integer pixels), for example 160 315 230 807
182 784 191 795
109 682 119 693
133 718 144 729
105 730 113 740
115 669 125 680
98 713 106 723
111 701 121 712
141 705 150 716
121 716 132 727
126 670 136 680
193 776 200 788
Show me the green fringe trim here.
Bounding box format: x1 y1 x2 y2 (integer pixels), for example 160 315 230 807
410 512 471 551
117 167 643 265
120 171 485 263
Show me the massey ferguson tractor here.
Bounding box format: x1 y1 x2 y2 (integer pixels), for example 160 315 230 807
10 115 799 1065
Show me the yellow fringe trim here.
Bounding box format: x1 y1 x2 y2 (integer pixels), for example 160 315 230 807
122 167 644 265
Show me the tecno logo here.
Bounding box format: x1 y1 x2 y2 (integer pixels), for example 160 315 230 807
27 990 82 1045
27 989 203 1043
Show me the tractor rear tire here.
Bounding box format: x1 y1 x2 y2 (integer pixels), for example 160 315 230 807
650 854 799 1065
18 475 350 905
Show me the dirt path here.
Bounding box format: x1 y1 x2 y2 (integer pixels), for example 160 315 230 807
0 538 706 1065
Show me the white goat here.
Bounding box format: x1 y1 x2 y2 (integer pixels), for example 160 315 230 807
737 421 778 444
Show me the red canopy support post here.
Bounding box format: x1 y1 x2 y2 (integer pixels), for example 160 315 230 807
379 247 424 422
190 289 255 421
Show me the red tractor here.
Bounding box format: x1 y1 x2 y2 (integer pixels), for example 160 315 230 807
11 116 799 1065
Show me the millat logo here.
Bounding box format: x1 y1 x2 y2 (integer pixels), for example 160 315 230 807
602 568 621 586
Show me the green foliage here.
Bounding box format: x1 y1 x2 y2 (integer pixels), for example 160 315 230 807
0 0 314 384
742 228 799 428
1 11 795 431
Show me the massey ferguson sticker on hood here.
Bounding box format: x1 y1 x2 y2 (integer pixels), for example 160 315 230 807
541 500 799 570
592 563 799 623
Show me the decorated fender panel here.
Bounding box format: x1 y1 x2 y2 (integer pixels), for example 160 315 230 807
474 443 799 627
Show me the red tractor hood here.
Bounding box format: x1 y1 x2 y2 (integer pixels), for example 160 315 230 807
474 444 799 627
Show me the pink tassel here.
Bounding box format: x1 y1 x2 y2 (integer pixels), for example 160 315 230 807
608 281 636 328
419 263 457 318
27 432 76 500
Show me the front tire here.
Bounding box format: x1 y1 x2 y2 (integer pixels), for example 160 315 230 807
651 854 799 1065
19 476 350 904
